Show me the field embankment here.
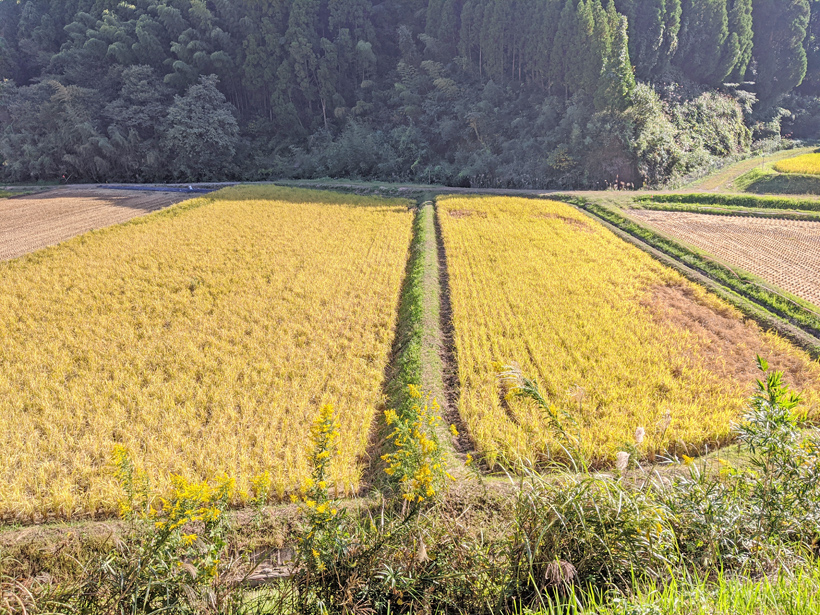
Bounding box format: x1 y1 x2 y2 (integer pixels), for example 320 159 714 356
0 185 413 522
437 195 820 468
637 192 820 213
731 149 820 195
684 146 817 192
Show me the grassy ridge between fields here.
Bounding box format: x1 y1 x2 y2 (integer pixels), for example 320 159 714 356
378 199 461 467
630 201 820 222
567 197 820 344
733 167 820 194
639 193 820 211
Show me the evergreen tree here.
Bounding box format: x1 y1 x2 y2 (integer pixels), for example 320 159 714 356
595 12 635 110
163 74 239 180
753 0 810 103
727 0 754 81
614 0 681 80
675 0 731 86
799 0 820 94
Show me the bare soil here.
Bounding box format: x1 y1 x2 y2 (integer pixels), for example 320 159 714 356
0 187 192 261
630 209 820 309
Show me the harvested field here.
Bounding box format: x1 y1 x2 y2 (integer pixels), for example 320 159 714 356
438 196 820 469
629 210 820 309
0 186 413 521
0 187 191 261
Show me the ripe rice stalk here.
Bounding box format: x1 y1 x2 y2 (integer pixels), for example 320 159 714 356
437 196 820 470
773 153 820 175
0 186 413 520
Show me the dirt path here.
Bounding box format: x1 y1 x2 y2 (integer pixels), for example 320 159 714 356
630 209 820 309
686 147 817 192
0 186 193 261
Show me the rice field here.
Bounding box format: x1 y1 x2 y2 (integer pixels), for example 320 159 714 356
0 186 413 520
773 152 820 175
438 196 820 468
628 209 820 309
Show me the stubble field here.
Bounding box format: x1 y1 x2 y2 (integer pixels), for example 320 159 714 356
0 187 191 261
629 209 820 309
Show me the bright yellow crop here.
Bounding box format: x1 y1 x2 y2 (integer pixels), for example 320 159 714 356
0 186 413 521
773 153 820 175
438 196 820 468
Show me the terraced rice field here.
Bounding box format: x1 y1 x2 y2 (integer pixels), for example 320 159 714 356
0 186 413 521
629 210 820 309
0 187 191 261
773 152 820 175
439 196 820 468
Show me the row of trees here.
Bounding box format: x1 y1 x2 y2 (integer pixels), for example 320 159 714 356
0 0 817 186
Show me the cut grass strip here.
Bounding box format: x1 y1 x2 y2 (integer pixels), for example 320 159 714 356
733 167 820 195
377 199 464 484
630 201 820 223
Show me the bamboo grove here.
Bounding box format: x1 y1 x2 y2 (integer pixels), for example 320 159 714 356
0 0 818 187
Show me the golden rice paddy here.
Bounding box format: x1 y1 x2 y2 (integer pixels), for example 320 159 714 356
0 186 413 520
773 152 820 175
438 196 820 468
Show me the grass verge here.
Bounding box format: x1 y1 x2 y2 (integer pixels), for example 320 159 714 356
374 198 463 486
733 167 820 194
529 563 820 614
638 192 820 212
629 201 820 222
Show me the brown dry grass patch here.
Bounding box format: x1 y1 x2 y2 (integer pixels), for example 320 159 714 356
643 282 820 404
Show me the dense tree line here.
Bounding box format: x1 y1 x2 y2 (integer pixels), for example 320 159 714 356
0 0 816 187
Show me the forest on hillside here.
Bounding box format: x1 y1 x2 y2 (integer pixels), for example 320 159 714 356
1 0 820 188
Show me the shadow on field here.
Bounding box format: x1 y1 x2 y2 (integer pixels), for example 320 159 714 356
741 173 820 195
209 184 411 211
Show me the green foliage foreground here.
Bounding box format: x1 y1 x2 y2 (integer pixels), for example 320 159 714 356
638 192 820 212
4 359 820 614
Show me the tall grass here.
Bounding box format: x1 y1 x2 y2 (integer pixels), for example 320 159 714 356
7 359 820 614
528 565 820 615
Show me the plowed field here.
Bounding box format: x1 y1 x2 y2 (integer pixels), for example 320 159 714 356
0 187 190 261
629 210 820 308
